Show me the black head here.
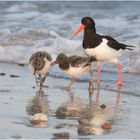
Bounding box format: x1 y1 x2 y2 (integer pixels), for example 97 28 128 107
81 17 95 29
56 53 67 63
31 51 45 71
72 17 96 38
56 53 69 70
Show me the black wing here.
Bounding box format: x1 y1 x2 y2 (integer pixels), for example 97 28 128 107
102 35 135 50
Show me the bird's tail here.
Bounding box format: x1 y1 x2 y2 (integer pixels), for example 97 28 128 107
120 43 135 50
126 45 135 50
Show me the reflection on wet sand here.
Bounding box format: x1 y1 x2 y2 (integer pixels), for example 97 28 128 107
52 132 69 139
26 89 49 128
30 113 48 128
55 89 83 120
26 89 48 115
53 89 83 133
78 84 122 135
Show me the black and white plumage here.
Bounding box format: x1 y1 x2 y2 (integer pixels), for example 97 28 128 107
51 53 96 89
72 17 135 85
29 51 52 88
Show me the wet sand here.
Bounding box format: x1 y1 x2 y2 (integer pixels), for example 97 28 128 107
0 62 140 139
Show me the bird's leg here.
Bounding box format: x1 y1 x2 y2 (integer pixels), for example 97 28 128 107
115 86 122 109
96 84 100 103
34 74 39 86
88 62 94 94
97 63 101 85
40 73 49 88
117 64 123 85
37 87 44 97
42 73 48 84
64 77 75 90
38 74 43 88
42 74 47 83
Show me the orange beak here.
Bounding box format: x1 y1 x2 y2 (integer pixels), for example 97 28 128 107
72 24 85 39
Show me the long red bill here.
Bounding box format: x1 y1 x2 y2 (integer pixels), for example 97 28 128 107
72 24 85 39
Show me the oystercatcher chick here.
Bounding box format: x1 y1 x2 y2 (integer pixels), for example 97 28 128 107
29 51 52 88
72 17 135 86
51 53 96 89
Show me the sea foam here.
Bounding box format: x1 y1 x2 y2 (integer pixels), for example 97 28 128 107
0 1 139 74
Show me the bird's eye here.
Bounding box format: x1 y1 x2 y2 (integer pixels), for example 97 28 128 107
86 19 91 23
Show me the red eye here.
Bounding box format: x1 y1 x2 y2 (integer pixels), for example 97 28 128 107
86 19 91 23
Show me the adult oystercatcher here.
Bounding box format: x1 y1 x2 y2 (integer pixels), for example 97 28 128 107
51 53 96 89
72 17 134 85
29 51 52 88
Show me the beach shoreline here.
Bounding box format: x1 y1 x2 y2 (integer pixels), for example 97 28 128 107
0 62 140 139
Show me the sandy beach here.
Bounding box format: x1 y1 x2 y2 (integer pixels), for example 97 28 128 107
0 62 140 139
0 1 140 139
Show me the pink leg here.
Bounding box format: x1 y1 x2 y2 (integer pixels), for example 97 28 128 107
115 90 121 105
97 64 101 85
115 86 122 106
117 64 123 85
96 84 100 103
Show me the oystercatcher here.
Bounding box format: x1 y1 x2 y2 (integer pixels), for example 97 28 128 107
72 17 134 85
29 51 52 88
51 53 96 89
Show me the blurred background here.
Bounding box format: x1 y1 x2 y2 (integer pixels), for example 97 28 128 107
0 1 140 73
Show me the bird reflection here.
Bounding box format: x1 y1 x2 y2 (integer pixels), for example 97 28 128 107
55 89 83 120
52 132 69 139
78 84 122 135
26 89 49 128
26 89 49 116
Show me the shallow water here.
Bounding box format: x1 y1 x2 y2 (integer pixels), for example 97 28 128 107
0 2 140 138
0 1 140 74
0 62 140 139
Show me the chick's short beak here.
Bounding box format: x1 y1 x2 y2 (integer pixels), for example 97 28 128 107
50 60 58 66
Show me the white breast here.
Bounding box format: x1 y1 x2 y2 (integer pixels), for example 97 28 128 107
85 39 122 63
63 65 88 78
37 59 51 74
29 58 51 75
